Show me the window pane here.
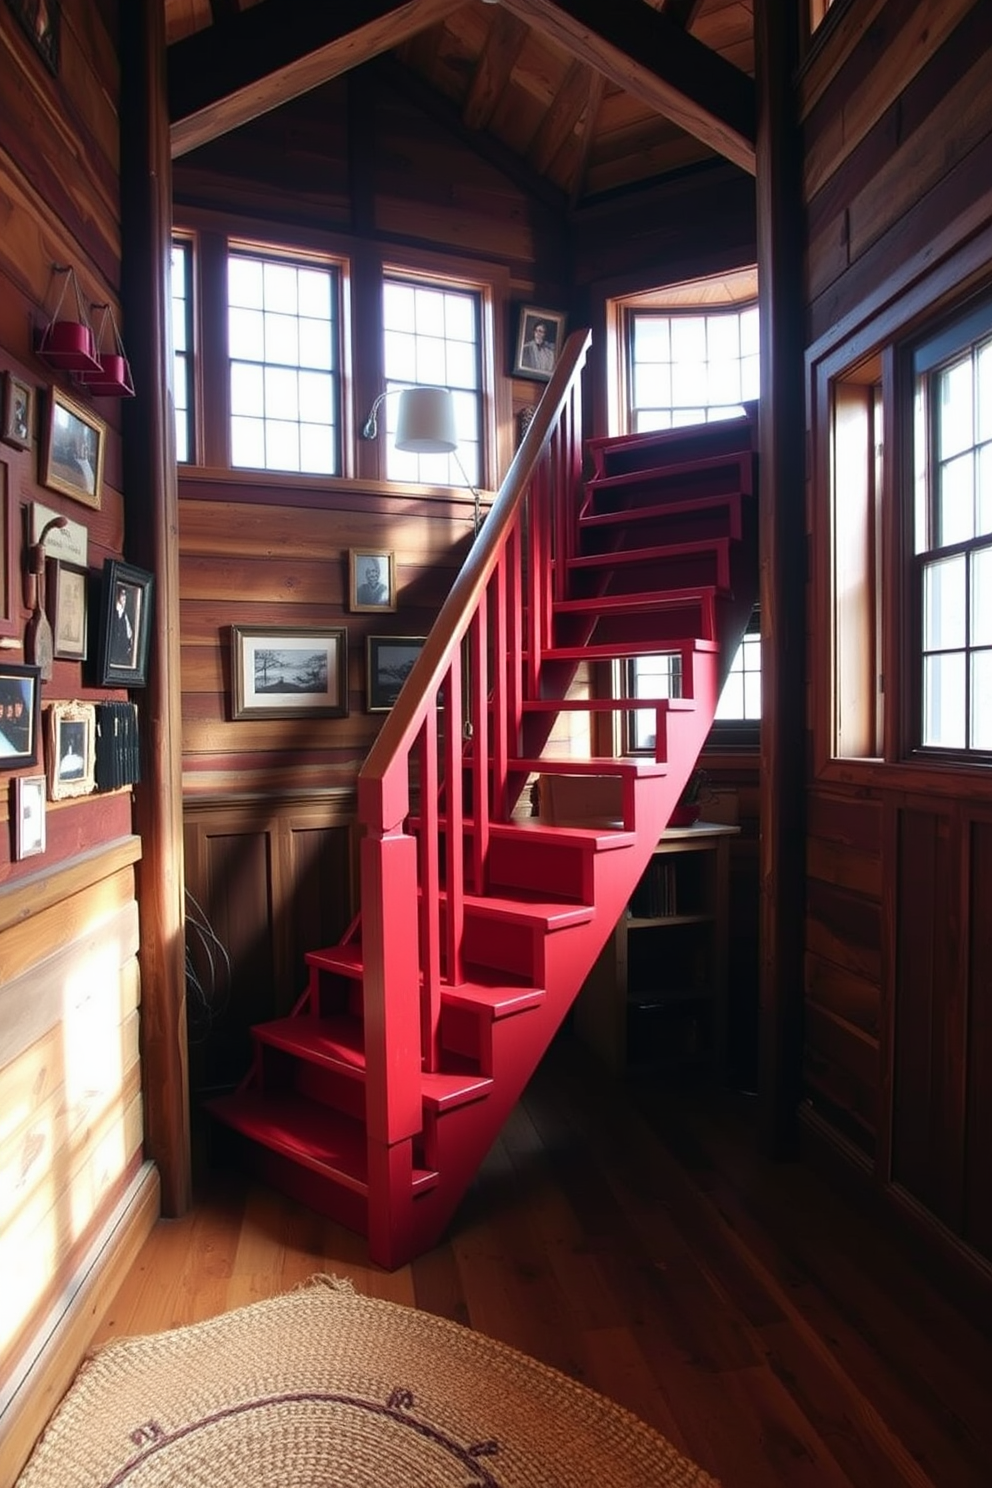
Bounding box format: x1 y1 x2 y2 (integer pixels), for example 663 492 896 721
382 276 482 488
923 555 966 650
228 251 339 475
971 649 992 749
979 442 992 536
938 452 975 545
171 241 192 463
923 652 966 747
937 356 973 460
972 545 992 646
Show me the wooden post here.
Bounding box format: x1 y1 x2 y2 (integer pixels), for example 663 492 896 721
754 0 807 1154
119 0 192 1214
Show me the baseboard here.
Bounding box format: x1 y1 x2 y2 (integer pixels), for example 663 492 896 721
0 1161 160 1488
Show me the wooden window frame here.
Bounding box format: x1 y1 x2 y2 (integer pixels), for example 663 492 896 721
172 213 511 493
809 220 992 799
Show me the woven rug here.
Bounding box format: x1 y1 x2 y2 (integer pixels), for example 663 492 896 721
15 1275 719 1488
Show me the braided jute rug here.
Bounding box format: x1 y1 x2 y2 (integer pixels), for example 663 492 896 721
15 1274 720 1488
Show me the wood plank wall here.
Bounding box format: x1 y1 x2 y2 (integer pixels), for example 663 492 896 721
0 1 160 1452
800 0 992 1291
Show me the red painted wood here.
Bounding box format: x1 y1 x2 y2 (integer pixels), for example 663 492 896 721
209 373 758 1270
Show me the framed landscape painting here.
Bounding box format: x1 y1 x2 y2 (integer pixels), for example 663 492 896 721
231 625 349 720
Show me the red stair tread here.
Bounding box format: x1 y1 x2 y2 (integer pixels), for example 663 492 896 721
566 536 731 572
306 943 546 1021
553 586 720 614
458 886 593 931
207 1089 437 1196
522 697 694 716
580 491 744 536
254 1015 494 1112
511 756 669 777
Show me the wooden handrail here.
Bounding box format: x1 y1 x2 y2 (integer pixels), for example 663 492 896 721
358 329 592 834
354 330 590 1129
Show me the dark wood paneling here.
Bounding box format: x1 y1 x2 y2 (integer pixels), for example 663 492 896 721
184 802 355 1099
892 808 965 1234
965 819 992 1260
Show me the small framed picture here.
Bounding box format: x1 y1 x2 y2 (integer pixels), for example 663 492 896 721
366 635 426 713
46 557 88 660
512 306 566 382
41 387 105 509
0 461 19 639
96 558 152 687
231 625 349 720
349 549 396 613
1 372 34 450
13 774 46 859
0 663 40 768
45 700 95 800
5 0 60 76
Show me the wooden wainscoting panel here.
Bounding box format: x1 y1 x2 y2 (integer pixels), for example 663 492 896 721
184 797 356 1099
892 807 965 1235
965 818 992 1263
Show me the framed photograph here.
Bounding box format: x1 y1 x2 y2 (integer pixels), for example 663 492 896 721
513 305 565 382
13 774 46 859
46 556 88 660
0 461 18 639
41 387 105 509
231 625 348 721
0 664 40 768
96 558 153 687
5 0 60 75
1 372 34 450
45 700 95 800
366 635 426 713
349 549 396 613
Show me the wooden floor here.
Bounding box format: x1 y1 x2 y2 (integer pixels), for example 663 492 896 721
93 1033 992 1488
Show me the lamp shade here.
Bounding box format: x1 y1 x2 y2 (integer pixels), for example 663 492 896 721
394 386 458 453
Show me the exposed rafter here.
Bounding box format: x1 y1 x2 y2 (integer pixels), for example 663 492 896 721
168 0 465 156
463 9 529 132
497 0 756 174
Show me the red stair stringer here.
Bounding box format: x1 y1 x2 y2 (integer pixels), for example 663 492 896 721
205 336 757 1269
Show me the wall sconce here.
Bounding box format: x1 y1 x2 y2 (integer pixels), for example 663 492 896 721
361 385 484 533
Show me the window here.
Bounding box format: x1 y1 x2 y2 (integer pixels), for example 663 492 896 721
381 274 482 488
171 240 192 463
912 299 992 756
629 305 759 432
228 250 340 475
610 270 761 746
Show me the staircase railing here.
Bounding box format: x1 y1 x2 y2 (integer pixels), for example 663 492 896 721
354 330 592 1149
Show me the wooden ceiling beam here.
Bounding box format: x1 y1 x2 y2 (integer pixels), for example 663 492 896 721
566 72 604 209
497 0 756 174
168 0 466 157
529 59 595 176
376 55 569 218
463 9 529 132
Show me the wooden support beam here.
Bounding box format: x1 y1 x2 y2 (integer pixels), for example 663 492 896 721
498 0 756 174
168 0 466 156
528 58 594 176
753 0 807 1155
120 0 192 1214
463 8 529 132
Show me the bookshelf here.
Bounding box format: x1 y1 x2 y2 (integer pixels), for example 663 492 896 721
574 822 739 1077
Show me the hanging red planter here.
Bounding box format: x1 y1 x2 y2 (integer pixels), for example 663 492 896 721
77 303 135 397
35 266 101 374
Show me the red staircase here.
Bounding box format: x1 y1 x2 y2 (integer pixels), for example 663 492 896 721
207 332 758 1269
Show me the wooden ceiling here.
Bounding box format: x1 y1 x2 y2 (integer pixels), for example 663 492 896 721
164 1 755 213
